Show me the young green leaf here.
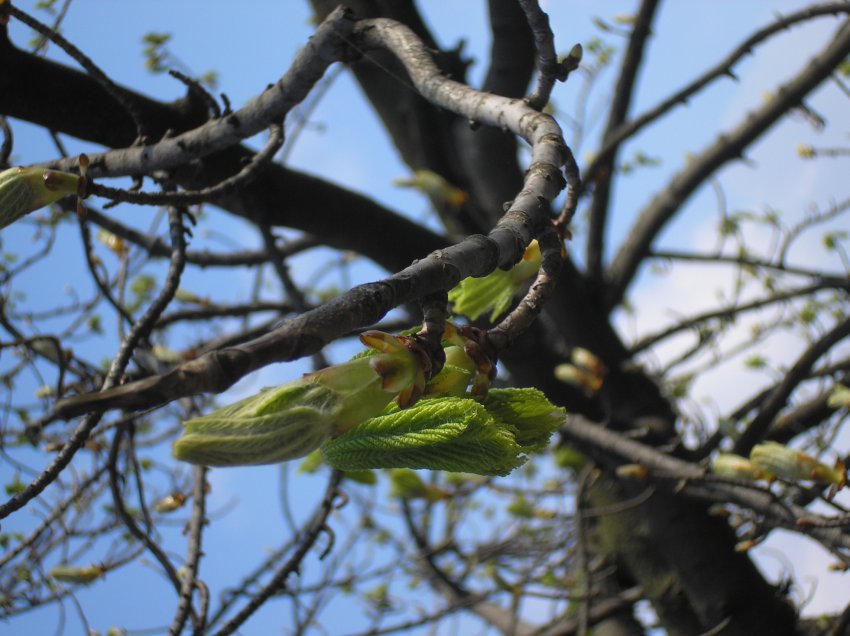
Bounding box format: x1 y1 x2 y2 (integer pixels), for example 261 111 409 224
173 383 341 466
483 388 565 452
322 397 526 476
0 166 82 230
448 240 541 322
173 330 428 466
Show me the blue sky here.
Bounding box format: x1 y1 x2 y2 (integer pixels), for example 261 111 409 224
2 1 849 634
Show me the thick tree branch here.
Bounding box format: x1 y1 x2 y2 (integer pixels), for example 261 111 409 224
453 0 535 227
0 17 207 147
54 15 571 419
41 8 356 178
311 0 493 233
1 8 447 276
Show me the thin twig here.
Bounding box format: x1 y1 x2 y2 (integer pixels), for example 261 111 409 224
9 4 148 139
213 470 343 636
169 465 208 636
88 123 283 207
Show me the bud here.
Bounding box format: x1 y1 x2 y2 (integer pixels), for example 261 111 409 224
389 468 447 501
393 170 468 208
616 464 650 480
561 43 583 74
750 442 846 494
827 383 850 409
711 453 765 480
440 322 497 397
612 14 636 25
173 331 427 466
448 240 541 322
320 330 427 415
0 165 84 230
570 347 607 379
554 363 603 394
96 229 127 255
796 144 816 159
50 563 104 585
173 382 341 466
734 538 760 553
154 492 187 513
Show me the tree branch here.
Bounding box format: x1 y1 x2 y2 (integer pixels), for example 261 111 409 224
733 315 850 454
53 15 572 419
584 3 850 188
585 0 660 283
562 415 850 562
605 19 850 310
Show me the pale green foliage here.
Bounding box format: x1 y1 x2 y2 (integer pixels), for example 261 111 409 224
173 383 340 466
49 564 104 585
448 241 541 322
481 388 564 452
750 441 846 490
711 453 766 480
141 31 219 88
828 384 850 409
322 388 564 476
141 32 172 73
322 397 525 475
0 167 81 230
388 468 447 501
393 170 468 208
174 331 425 466
174 323 563 475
